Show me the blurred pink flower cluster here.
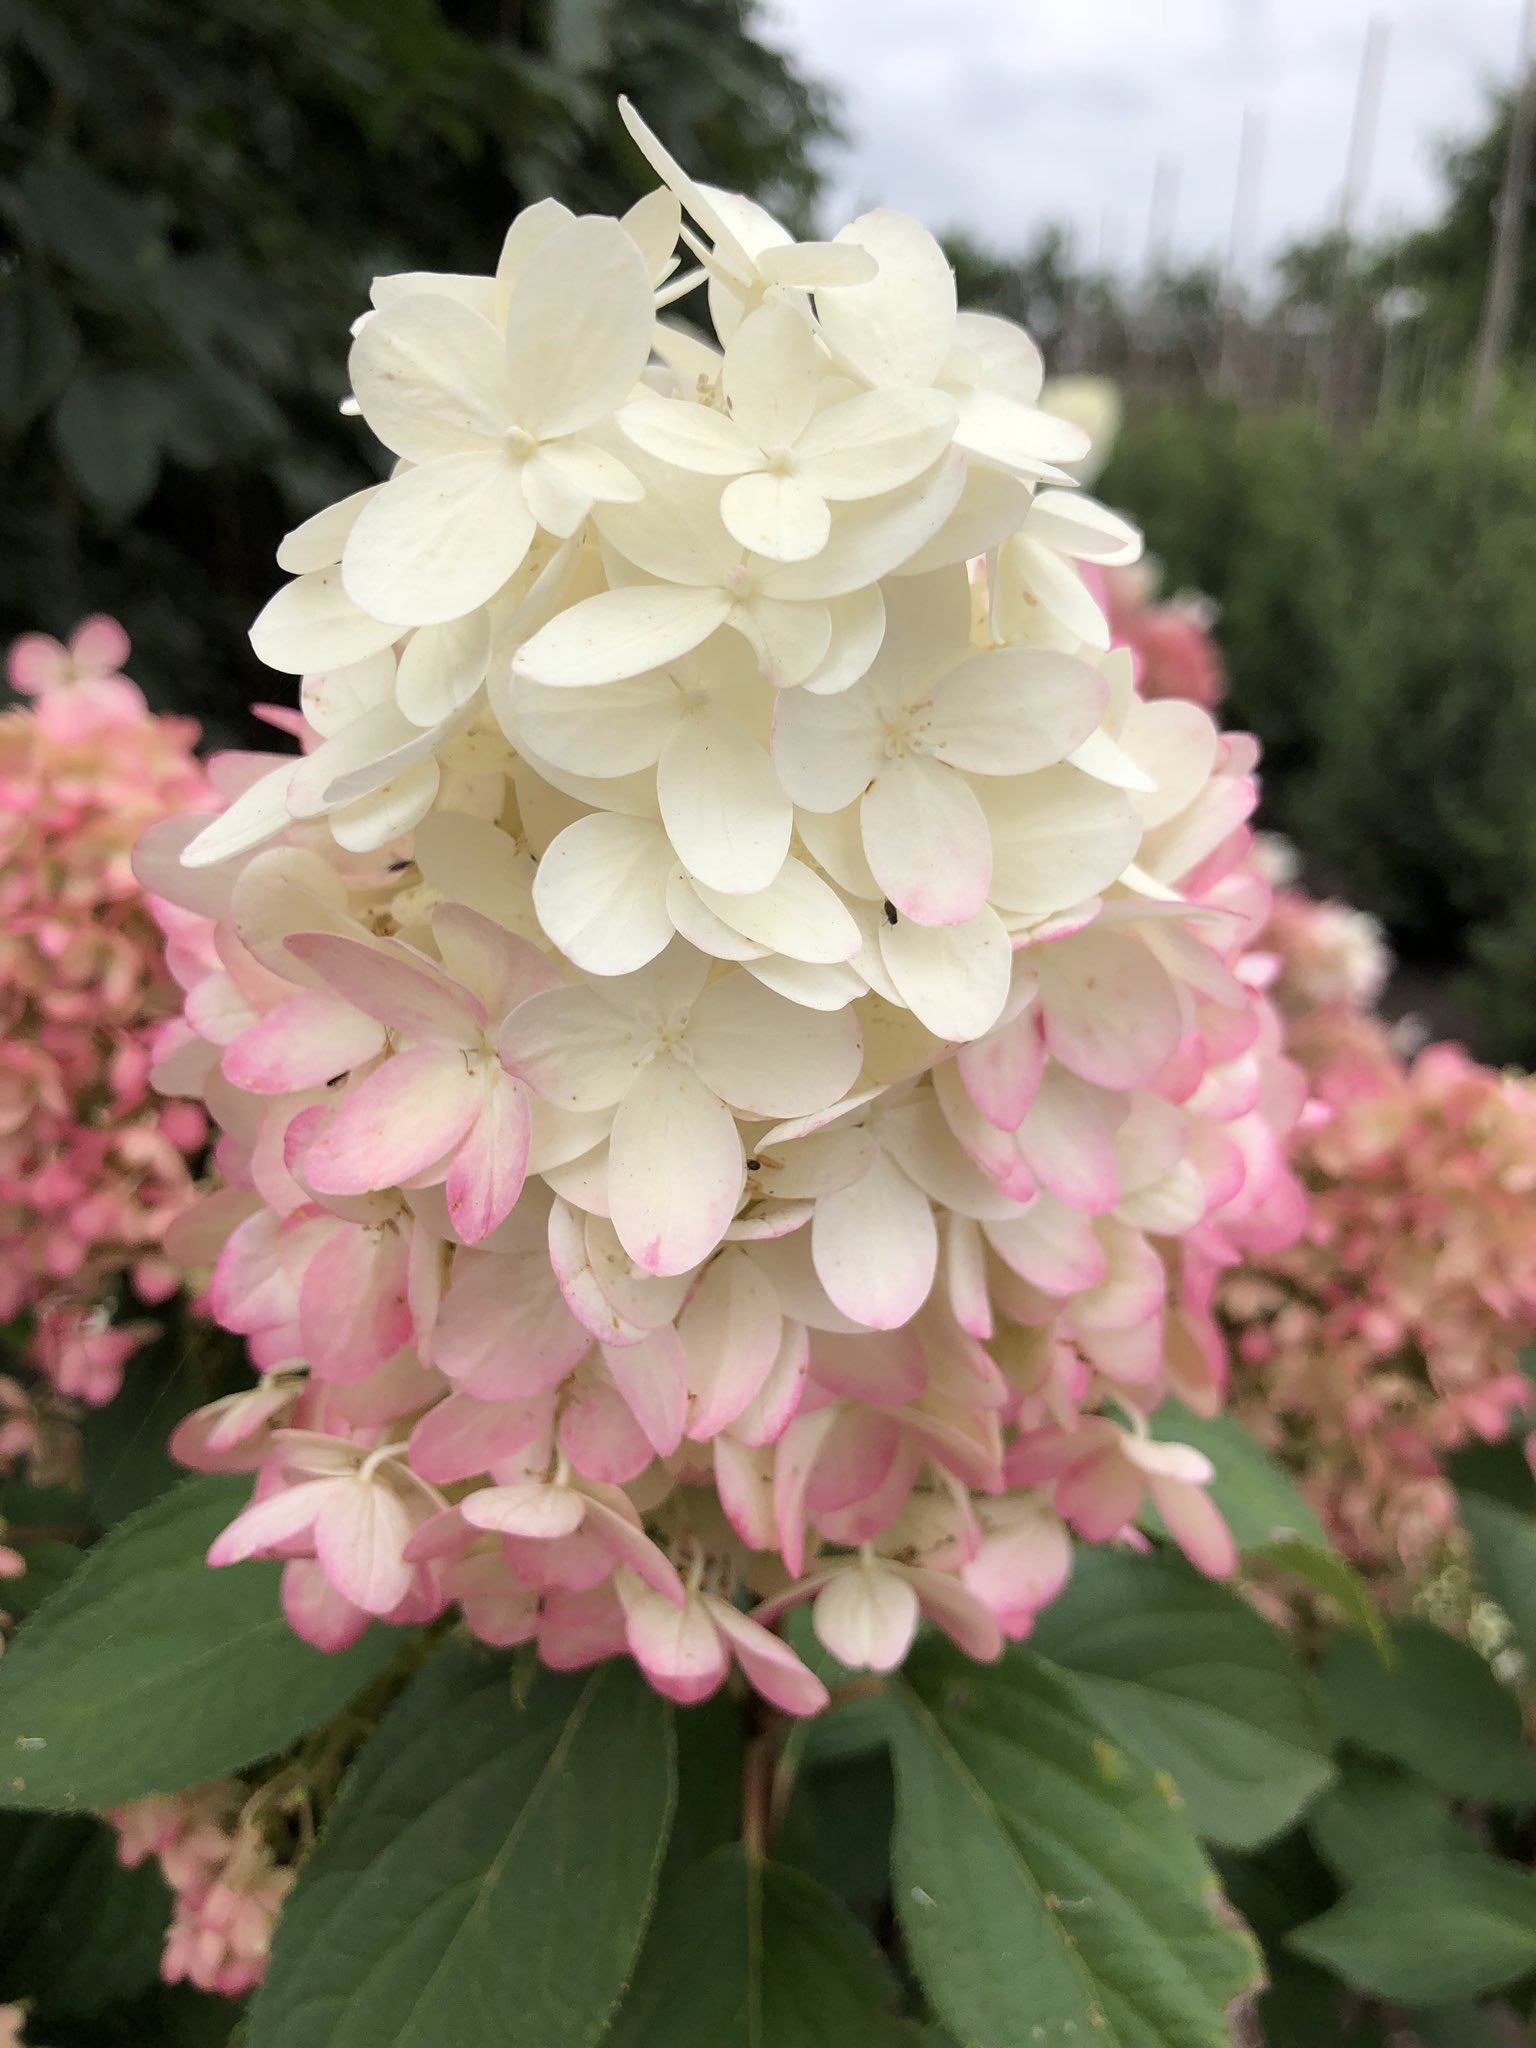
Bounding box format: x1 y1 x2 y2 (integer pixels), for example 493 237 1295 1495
106 1782 293 1997
1226 881 1536 1578
1101 561 1226 712
1 617 213 1408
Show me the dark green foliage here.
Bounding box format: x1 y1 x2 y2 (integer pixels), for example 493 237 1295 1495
0 1476 401 1809
0 0 837 746
1102 392 1536 1059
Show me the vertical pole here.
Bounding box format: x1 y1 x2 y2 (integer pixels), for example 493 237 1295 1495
1218 108 1266 397
1468 0 1536 427
1329 18 1391 424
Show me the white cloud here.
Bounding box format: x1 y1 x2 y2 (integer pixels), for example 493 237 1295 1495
762 0 1521 277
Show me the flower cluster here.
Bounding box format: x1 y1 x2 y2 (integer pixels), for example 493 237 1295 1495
106 1782 293 1997
150 103 1305 1713
1 618 212 1406
1226 1014 1536 1578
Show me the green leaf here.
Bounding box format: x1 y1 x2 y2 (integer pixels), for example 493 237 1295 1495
777 1748 896 1928
1028 1547 1334 1849
0 274 79 432
1307 1757 1477 1884
1460 1490 1536 1663
52 369 164 518
603 1844 914 2047
1257 1539 1388 1653
1149 1401 1327 1549
889 1640 1259 2048
0 1811 167 2016
15 157 166 289
1290 1851 1536 2004
1405 2002 1513 2048
1320 1621 1536 1807
3 1539 83 1624
249 1642 674 2048
0 1476 399 1810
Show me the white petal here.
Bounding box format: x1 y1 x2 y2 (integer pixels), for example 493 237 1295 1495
861 754 991 926
880 907 1011 1040
722 302 821 450
743 956 867 1010
923 648 1107 775
952 389 1090 479
276 488 379 574
721 471 830 563
656 708 791 893
797 584 887 696
180 762 298 868
795 388 958 500
681 1247 784 1440
1011 534 1111 648
812 1152 936 1329
981 766 1141 915
665 871 768 960
692 857 860 965
342 453 534 626
532 812 676 974
1028 489 1141 564
898 461 1034 577
688 972 863 1115
622 186 682 281
770 678 883 811
349 295 512 462
766 451 966 601
503 217 655 439
731 595 831 687
755 240 877 289
815 210 957 388
506 670 678 776
513 583 732 688
618 398 760 476
329 759 439 851
395 609 492 726
249 567 400 676
498 985 650 1110
608 1060 743 1276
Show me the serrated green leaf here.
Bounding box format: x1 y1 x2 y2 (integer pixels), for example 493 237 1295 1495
1460 1491 1536 1664
1257 1539 1387 1653
0 1811 168 2016
0 274 79 432
1307 1757 1478 1884
889 1640 1259 2048
1290 1851 1536 2004
0 1476 399 1810
1149 1402 1327 1551
250 1642 674 2048
3 1539 83 1623
603 1844 915 2047
1320 1621 1536 1807
1028 1547 1334 1849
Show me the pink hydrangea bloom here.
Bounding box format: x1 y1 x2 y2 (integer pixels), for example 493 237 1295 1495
1 620 215 1405
106 1781 293 1998
1226 887 1536 1579
1100 561 1227 711
141 156 1312 1716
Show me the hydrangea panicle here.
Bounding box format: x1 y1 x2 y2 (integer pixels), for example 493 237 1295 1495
153 103 1306 1714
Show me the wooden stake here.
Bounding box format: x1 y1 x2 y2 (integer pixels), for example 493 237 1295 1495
1468 0 1536 426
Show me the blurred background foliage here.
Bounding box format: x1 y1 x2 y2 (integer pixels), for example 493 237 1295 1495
0 0 836 744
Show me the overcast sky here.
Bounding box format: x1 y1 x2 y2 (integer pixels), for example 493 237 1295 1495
762 1 1526 279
